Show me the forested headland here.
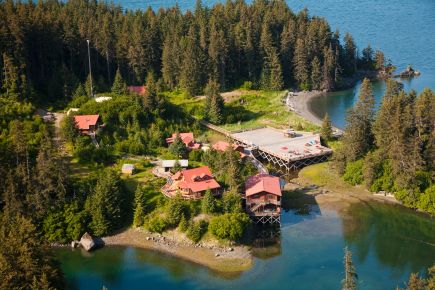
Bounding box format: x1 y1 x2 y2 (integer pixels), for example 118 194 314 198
0 0 431 289
1 0 389 105
334 79 434 214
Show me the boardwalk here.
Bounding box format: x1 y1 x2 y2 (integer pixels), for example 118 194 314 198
200 120 332 173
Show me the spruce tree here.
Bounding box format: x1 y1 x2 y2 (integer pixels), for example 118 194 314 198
294 38 309 89
0 213 65 289
311 56 322 90
201 190 218 214
260 22 283 90
321 113 333 141
111 68 127 95
342 78 375 161
169 134 188 158
133 187 145 227
208 94 224 124
87 169 124 236
344 33 357 75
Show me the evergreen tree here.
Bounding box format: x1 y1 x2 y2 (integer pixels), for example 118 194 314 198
111 68 127 95
223 190 242 213
1 53 20 98
201 190 218 214
87 169 124 236
180 26 205 96
0 213 65 289
178 214 189 232
73 83 87 99
311 56 322 90
321 113 333 141
344 33 357 75
171 160 182 174
169 134 188 158
294 38 309 89
61 114 80 144
342 78 375 161
208 94 224 124
342 247 357 290
374 50 385 71
260 22 283 90
133 187 145 227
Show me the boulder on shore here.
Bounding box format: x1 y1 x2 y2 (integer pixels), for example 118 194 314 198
71 240 80 248
79 232 104 251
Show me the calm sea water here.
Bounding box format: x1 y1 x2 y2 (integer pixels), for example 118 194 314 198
113 0 435 128
55 1 435 289
56 202 435 290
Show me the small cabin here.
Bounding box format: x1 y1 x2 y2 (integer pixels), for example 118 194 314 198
128 86 147 96
245 174 282 224
160 160 189 172
121 164 135 175
74 114 101 135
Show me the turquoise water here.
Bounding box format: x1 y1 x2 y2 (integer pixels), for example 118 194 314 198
114 0 435 128
55 1 435 289
56 202 435 290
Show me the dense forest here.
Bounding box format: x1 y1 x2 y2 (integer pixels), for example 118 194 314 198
0 0 386 104
335 79 434 214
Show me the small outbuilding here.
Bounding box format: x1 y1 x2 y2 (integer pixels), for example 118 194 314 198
160 159 188 172
121 164 135 175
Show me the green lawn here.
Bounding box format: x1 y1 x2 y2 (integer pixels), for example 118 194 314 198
165 89 319 133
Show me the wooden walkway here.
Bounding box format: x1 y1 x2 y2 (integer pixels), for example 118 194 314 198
199 120 332 174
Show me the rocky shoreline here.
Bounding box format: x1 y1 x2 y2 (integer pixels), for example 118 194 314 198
102 227 253 273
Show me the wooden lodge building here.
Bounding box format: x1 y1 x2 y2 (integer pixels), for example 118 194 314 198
161 166 221 199
245 174 282 225
74 114 101 135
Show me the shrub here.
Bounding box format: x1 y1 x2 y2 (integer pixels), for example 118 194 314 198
418 186 435 214
223 190 242 213
343 160 364 185
240 81 253 90
147 215 168 233
178 214 189 232
186 220 208 243
209 213 250 241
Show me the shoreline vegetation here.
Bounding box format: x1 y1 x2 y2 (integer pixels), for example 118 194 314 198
1 0 433 288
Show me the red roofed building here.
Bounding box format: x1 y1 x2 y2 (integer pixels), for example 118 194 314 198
166 133 201 150
74 115 101 135
128 86 147 95
212 141 247 158
245 174 282 223
161 166 221 199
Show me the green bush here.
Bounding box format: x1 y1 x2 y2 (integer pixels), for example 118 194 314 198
418 186 435 214
222 190 242 213
240 81 253 90
343 160 364 185
178 214 189 232
186 220 208 243
147 215 168 233
209 213 250 241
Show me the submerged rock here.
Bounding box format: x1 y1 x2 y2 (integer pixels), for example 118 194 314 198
79 232 104 251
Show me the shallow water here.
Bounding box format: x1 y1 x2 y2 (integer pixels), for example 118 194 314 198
54 1 435 289
55 201 435 290
113 0 435 129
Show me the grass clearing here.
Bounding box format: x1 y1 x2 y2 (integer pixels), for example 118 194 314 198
165 89 319 132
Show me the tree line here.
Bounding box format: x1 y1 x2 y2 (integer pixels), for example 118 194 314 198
335 78 434 214
0 0 387 104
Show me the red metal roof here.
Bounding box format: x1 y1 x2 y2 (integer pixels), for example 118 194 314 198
177 166 220 193
166 133 195 146
245 174 282 197
74 115 100 130
128 86 147 95
212 141 246 157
